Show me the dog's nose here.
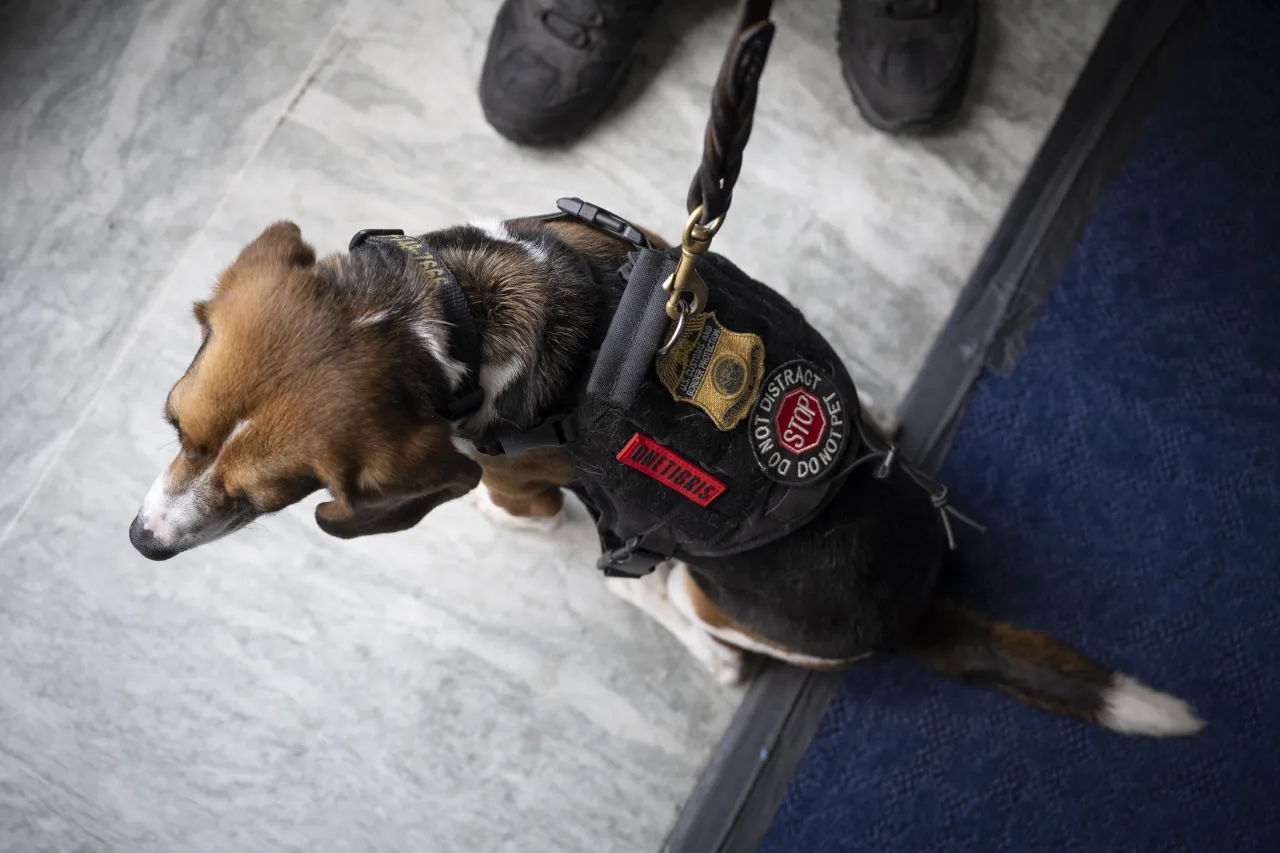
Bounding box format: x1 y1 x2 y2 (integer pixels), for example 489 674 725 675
129 514 178 561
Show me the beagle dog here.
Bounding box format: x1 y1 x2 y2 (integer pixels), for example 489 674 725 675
130 217 1203 737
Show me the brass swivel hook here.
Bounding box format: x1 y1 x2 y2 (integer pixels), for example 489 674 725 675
663 205 723 319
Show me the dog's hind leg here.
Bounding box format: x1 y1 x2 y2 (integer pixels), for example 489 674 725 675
606 562 748 685
666 561 871 670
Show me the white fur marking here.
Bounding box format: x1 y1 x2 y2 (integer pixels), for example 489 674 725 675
480 358 524 398
606 563 746 685
139 465 215 545
471 484 564 533
450 433 478 459
223 419 250 447
412 320 468 389
355 310 468 390
141 470 170 522
137 418 258 551
354 309 393 328
471 357 526 426
1099 675 1205 737
472 220 552 267
472 219 508 242
515 236 552 267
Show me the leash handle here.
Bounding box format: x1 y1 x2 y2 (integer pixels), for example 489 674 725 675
686 0 775 226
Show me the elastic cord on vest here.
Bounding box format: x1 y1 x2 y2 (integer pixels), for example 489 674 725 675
841 414 986 550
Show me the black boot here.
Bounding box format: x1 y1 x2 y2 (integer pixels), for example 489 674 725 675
479 0 664 146
838 0 978 134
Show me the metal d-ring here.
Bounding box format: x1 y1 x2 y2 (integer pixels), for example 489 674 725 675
656 299 691 356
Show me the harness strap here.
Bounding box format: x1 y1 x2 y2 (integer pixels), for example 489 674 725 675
348 229 486 420
348 199 649 450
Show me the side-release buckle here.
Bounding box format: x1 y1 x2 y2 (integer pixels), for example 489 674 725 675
596 537 665 578
556 198 653 249
492 413 574 456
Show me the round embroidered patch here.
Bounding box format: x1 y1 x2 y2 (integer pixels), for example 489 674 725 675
711 352 748 397
749 360 850 485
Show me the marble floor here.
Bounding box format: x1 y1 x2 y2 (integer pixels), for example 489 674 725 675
0 0 1114 851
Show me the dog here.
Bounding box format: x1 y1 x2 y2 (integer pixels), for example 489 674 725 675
129 216 1204 737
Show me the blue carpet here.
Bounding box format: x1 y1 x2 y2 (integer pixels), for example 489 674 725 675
762 2 1280 851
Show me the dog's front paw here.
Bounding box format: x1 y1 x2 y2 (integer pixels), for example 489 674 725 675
471 485 565 532
695 635 749 686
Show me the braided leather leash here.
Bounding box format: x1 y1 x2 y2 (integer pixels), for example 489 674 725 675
686 0 776 226
665 2 985 548
660 0 776 330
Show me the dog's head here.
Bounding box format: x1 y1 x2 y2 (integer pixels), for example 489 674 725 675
129 222 481 560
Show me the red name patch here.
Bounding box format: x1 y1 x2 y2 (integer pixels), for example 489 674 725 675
616 433 726 507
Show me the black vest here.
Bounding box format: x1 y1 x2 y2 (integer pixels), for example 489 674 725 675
564 246 875 577
464 201 968 578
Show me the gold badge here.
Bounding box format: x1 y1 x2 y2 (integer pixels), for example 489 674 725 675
656 312 765 430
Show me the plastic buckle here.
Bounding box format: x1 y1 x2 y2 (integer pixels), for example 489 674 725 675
556 197 652 249
348 228 405 251
495 413 570 456
596 537 665 578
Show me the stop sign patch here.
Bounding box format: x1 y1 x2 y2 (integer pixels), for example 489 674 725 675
749 360 849 485
775 388 827 454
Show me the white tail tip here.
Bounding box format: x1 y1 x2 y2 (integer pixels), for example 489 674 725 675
1099 674 1206 737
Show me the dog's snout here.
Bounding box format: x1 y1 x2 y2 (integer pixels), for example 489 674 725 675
129 514 178 561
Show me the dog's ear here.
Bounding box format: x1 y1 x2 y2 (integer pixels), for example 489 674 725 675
313 421 481 540
235 220 316 269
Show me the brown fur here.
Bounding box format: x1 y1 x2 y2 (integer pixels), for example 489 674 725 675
463 217 667 515
156 217 644 542
519 217 671 255
476 448 577 518
161 222 481 539
433 238 552 368
905 600 1114 724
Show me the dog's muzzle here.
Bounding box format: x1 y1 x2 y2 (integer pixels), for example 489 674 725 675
129 514 179 561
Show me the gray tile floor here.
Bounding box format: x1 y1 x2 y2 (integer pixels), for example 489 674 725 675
0 1 1114 850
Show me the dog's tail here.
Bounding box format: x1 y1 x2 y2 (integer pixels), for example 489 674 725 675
903 599 1204 737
